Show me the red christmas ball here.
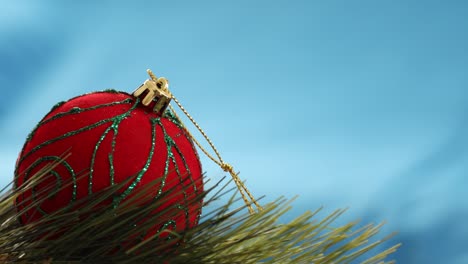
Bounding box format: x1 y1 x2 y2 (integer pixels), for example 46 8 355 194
14 91 203 236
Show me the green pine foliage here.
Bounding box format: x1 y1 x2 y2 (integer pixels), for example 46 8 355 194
0 161 400 263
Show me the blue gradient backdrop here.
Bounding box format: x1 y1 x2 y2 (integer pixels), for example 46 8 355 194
1 1 467 263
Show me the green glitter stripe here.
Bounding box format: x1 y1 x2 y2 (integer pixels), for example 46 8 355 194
176 204 190 228
153 119 172 199
47 171 63 199
109 126 118 186
128 117 197 231
22 156 77 217
112 117 158 207
169 142 202 224
168 153 189 206
89 105 135 194
129 218 178 247
158 120 195 192
170 139 198 193
162 110 203 224
167 153 191 223
89 125 113 194
50 101 66 112
161 109 203 179
17 100 140 169
158 220 177 241
163 109 183 127
156 120 196 223
25 98 133 144
41 98 133 126
32 171 62 218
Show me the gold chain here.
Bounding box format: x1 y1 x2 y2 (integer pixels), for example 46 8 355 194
142 69 262 214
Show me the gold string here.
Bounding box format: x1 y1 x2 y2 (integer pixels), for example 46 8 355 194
167 102 262 214
145 69 262 214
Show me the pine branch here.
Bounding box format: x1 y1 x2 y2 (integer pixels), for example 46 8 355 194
0 164 400 263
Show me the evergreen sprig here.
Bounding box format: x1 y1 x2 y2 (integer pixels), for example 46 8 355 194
0 162 400 263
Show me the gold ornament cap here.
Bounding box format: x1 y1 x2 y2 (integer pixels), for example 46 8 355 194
133 69 172 114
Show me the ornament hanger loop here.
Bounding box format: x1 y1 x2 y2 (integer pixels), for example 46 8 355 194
147 70 169 92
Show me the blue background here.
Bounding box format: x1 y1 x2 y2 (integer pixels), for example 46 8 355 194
1 1 467 263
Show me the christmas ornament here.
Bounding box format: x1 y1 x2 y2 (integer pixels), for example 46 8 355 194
14 74 203 238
